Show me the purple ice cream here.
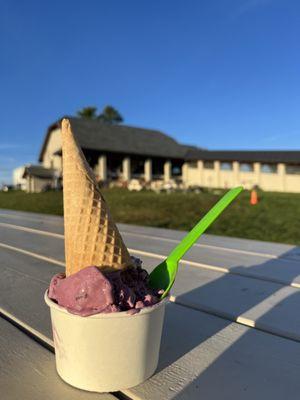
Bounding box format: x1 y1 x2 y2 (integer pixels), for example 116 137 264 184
48 257 162 316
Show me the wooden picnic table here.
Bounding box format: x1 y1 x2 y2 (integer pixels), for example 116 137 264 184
0 208 300 399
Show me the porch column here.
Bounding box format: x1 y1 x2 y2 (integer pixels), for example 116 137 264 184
278 163 286 191
97 155 107 181
233 161 239 186
182 162 188 184
122 157 131 181
164 160 172 182
214 161 220 187
144 159 152 182
197 160 204 185
254 162 261 187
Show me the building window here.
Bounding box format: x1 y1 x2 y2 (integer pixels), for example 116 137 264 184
172 166 181 175
204 161 214 169
240 163 254 172
188 161 198 169
220 162 232 171
261 164 277 174
286 164 300 175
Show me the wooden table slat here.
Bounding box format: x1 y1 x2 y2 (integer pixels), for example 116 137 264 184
1 209 300 399
0 316 115 400
2 282 300 400
1 238 300 341
1 220 300 289
1 209 299 258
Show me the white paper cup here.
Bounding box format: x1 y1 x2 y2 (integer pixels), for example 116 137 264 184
45 291 167 392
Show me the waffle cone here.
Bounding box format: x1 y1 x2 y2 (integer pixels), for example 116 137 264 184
61 118 132 276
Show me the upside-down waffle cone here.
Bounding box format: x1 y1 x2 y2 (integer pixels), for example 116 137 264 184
61 118 132 276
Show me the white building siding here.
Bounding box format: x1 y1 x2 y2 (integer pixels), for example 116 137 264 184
42 128 62 171
185 161 300 193
40 126 300 193
12 166 27 190
285 175 300 193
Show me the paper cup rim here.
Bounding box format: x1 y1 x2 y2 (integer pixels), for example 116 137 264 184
44 290 168 319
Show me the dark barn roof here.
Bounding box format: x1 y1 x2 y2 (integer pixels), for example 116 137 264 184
39 118 190 161
186 149 300 164
23 165 55 179
39 117 300 165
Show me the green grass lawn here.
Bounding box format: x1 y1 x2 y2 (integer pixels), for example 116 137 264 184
0 189 299 245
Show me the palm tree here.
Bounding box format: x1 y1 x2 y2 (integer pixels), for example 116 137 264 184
77 106 97 119
98 106 123 124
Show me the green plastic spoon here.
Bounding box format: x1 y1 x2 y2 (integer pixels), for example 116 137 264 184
149 186 243 298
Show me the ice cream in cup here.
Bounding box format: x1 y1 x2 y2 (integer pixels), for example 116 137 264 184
45 119 166 392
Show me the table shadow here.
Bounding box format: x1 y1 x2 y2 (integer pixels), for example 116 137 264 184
152 248 300 399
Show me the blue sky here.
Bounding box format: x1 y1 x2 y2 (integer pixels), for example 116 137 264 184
1 0 299 183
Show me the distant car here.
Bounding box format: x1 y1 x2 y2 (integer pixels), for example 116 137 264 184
161 180 178 192
108 180 127 189
149 180 164 193
41 184 53 192
128 179 143 192
1 185 14 192
187 185 203 194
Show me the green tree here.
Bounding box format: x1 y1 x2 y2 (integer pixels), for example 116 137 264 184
98 106 123 124
77 106 97 119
